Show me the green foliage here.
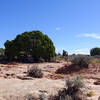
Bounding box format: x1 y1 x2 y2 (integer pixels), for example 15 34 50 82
90 47 100 56
27 65 43 78
4 31 55 62
71 55 90 68
0 48 5 55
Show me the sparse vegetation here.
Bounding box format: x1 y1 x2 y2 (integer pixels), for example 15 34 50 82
66 76 84 92
56 50 68 62
39 93 47 100
70 55 91 68
48 73 65 80
26 94 35 100
87 91 94 97
80 74 84 79
90 58 100 63
27 65 43 78
49 76 86 100
25 93 47 100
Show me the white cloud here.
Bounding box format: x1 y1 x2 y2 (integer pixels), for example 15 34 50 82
70 48 90 54
56 27 61 30
78 33 100 39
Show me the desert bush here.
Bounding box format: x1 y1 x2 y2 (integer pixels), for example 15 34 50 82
66 78 73 89
59 95 72 100
39 93 47 100
94 55 100 58
80 74 84 79
66 76 84 92
70 55 91 67
90 47 100 56
66 76 85 100
25 94 35 100
73 76 84 90
49 76 86 100
87 91 94 97
25 93 47 100
4 31 55 62
27 65 43 78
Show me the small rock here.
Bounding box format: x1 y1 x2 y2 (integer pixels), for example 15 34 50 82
98 96 100 100
4 75 7 78
6 73 10 76
94 81 100 85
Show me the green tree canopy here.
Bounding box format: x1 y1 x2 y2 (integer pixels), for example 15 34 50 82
4 31 55 62
90 47 100 56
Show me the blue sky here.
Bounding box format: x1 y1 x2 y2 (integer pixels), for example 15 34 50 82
0 0 100 54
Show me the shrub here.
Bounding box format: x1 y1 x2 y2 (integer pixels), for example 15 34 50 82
4 31 55 62
66 78 73 89
25 93 47 100
59 95 72 100
80 74 84 79
90 47 100 56
87 91 94 97
49 76 86 100
66 76 84 91
27 65 43 78
39 93 47 100
25 94 35 100
73 76 84 90
71 55 90 67
66 76 85 100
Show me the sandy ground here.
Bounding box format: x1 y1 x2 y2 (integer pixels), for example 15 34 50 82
0 78 65 100
0 61 100 100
